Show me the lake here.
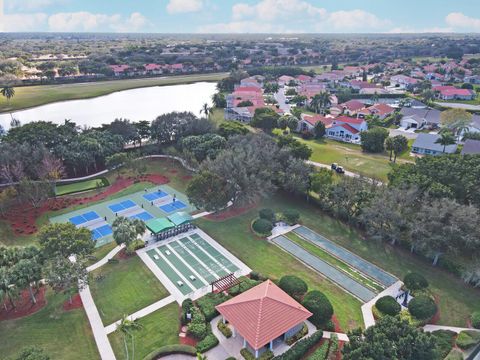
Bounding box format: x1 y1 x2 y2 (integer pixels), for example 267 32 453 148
0 82 217 130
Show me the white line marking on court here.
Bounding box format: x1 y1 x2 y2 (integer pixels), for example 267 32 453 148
187 236 231 275
176 240 221 281
165 242 209 286
153 247 197 291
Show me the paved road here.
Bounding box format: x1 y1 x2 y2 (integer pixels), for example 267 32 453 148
306 160 383 185
274 87 291 113
435 101 480 111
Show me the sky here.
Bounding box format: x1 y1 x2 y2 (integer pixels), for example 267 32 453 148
0 0 480 33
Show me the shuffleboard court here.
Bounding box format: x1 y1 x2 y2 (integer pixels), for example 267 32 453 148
190 233 239 273
156 246 204 289
178 237 228 277
272 235 376 302
294 226 397 287
146 249 193 295
169 240 218 283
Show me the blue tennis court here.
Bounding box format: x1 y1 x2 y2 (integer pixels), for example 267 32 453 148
159 200 187 213
69 211 100 225
91 224 113 241
129 211 154 221
143 191 168 201
108 199 137 213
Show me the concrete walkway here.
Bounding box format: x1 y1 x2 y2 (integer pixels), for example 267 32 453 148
79 285 116 360
104 295 176 334
322 331 350 342
306 160 383 185
87 244 124 272
361 280 403 328
423 325 480 334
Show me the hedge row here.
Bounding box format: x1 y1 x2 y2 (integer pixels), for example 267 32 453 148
273 330 323 360
241 348 274 360
217 320 232 338
196 292 230 322
196 323 219 353
456 330 480 350
285 323 308 346
309 341 329 360
142 344 196 360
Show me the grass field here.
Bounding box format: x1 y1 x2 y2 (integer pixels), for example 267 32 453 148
275 195 479 327
55 178 108 196
89 255 170 325
0 289 99 360
196 201 364 331
108 303 180 360
296 137 412 181
0 73 227 112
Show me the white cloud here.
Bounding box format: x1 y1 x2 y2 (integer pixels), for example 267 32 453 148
446 12 480 31
389 26 452 34
166 0 203 14
200 0 390 33
47 11 148 32
1 12 48 31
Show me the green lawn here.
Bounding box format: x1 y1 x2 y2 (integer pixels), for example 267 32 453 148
196 204 364 331
0 289 99 360
89 255 170 325
108 303 180 360
270 194 480 327
209 108 227 126
55 178 108 196
296 137 412 181
0 73 227 112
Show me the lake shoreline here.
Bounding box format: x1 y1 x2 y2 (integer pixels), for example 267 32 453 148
0 82 217 129
0 72 226 114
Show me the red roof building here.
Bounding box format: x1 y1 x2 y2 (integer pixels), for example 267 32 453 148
216 280 312 356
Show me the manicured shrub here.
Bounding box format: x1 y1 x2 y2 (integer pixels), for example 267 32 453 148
196 332 219 353
217 320 232 338
375 296 401 316
252 218 273 236
283 209 300 225
309 340 329 360
302 291 334 328
240 348 274 360
327 334 339 360
445 348 465 360
196 292 230 322
456 330 480 350
143 344 197 360
250 271 267 281
181 298 194 325
279 275 308 301
431 330 456 358
187 321 207 339
259 208 275 223
285 323 308 345
404 272 429 291
229 277 260 296
471 311 480 329
274 330 323 360
408 295 437 320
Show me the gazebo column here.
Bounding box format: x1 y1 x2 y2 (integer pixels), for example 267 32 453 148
222 316 226 324
232 326 236 338
269 340 273 351
243 338 246 348
255 349 259 358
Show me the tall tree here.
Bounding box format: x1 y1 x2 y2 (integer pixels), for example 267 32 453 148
116 315 143 360
186 171 233 213
392 135 409 162
38 223 95 259
45 256 88 304
385 137 394 161
435 131 456 153
11 258 42 304
1 86 15 106
200 103 211 117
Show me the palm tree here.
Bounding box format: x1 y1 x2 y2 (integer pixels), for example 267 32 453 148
1 86 15 105
117 315 143 360
435 131 456 153
310 92 331 114
197 354 208 360
200 103 211 117
385 137 394 161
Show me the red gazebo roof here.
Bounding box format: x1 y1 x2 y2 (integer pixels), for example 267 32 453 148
215 280 312 350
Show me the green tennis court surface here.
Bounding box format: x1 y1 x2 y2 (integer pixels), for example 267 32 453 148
50 184 194 247
144 233 240 296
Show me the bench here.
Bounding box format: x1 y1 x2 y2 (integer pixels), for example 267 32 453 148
165 250 171 255
189 275 196 281
177 281 184 287
153 255 159 260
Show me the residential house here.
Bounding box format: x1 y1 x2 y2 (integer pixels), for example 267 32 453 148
390 74 419 90
411 133 457 155
359 88 389 95
340 100 365 116
144 64 163 75
433 86 476 101
109 64 130 76
297 113 334 132
461 139 480 155
357 103 395 120
278 75 295 86
400 108 441 129
325 116 368 143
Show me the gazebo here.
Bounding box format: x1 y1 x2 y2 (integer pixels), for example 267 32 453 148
145 212 195 241
145 217 175 237
167 211 193 226
215 280 312 358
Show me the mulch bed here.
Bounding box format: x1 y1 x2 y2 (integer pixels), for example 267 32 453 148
63 293 83 311
331 315 342 333
0 174 170 237
429 295 441 324
179 334 197 347
0 287 46 321
205 202 258 221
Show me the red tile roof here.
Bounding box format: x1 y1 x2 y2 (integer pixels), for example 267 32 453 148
216 280 312 350
144 63 162 71
302 114 335 127
335 115 365 125
338 123 359 134
341 100 365 112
